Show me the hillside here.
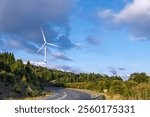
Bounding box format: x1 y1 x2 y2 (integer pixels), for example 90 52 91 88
0 81 17 99
0 52 150 100
0 52 53 99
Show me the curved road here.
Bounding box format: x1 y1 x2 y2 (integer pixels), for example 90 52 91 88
43 87 92 100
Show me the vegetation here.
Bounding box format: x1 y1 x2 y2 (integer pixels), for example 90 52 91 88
0 52 54 99
0 52 150 100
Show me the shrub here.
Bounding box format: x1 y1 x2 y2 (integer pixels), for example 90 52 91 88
14 84 21 93
110 80 125 95
131 83 150 100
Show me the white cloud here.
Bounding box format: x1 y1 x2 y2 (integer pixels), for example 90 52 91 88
114 0 150 23
50 64 80 73
99 0 150 40
129 35 147 41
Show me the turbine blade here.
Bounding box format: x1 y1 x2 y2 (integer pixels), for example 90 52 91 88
35 44 45 54
47 43 59 47
40 27 46 43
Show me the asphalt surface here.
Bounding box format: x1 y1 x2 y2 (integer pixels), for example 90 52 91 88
43 87 92 100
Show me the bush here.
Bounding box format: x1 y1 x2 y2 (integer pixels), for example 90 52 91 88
129 73 149 83
14 84 21 93
53 82 65 87
110 80 125 95
131 83 150 100
98 79 111 92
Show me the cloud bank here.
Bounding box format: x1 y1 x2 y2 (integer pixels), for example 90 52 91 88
99 0 150 40
0 0 76 54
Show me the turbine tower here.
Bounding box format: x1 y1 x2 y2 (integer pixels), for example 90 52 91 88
36 27 59 67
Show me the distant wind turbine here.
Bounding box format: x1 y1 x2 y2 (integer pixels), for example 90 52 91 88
36 27 59 67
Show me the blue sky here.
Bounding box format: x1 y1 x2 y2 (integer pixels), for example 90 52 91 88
0 0 150 77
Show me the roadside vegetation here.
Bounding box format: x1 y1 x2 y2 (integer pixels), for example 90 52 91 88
0 52 150 100
54 72 150 100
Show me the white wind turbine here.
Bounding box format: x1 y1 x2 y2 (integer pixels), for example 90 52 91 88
36 27 59 67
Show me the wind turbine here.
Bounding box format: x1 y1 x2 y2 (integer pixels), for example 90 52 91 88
36 27 59 67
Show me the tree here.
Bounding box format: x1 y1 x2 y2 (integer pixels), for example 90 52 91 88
0 52 15 64
9 53 15 64
98 78 111 92
110 76 123 81
131 83 150 100
110 80 125 95
0 61 10 72
25 61 32 74
16 59 24 68
129 73 149 83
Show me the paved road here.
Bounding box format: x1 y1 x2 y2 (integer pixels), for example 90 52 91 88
43 87 92 100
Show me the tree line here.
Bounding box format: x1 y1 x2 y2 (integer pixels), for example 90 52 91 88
54 71 150 99
0 52 150 99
